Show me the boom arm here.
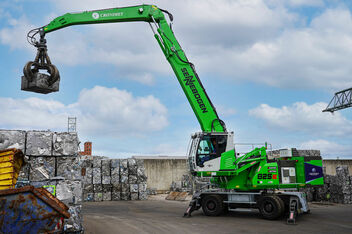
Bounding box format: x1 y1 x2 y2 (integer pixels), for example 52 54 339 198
38 5 226 132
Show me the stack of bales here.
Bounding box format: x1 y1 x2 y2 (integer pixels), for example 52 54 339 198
0 130 83 233
301 166 352 204
81 157 148 201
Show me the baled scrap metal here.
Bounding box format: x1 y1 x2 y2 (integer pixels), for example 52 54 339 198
128 158 137 175
102 159 111 184
131 192 138 200
65 205 83 233
129 174 138 184
29 156 55 181
94 192 103 202
26 131 53 156
83 183 94 193
56 180 82 205
94 184 102 193
121 192 130 200
102 159 110 175
120 159 129 184
138 183 147 193
92 168 102 184
57 156 82 181
102 175 111 184
82 167 93 184
103 184 112 201
121 183 130 193
81 159 93 168
53 132 79 156
83 192 94 202
111 167 120 185
17 156 30 181
0 130 26 152
93 158 102 168
139 191 148 200
112 191 121 201
130 184 138 193
110 159 120 168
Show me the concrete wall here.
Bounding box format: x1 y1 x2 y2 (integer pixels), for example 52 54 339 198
134 156 188 192
134 156 352 192
323 159 352 175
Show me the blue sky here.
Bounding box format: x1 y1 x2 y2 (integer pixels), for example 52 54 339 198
1 0 352 158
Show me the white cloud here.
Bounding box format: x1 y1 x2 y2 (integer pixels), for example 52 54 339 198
288 0 324 7
300 139 352 158
2 1 352 90
215 105 236 117
249 102 352 136
0 86 168 136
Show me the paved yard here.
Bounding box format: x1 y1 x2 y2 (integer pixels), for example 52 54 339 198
82 200 352 234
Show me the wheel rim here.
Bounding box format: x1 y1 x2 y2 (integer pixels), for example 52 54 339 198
264 202 274 213
206 201 216 211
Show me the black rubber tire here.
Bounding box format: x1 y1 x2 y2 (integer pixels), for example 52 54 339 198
202 195 224 216
259 196 284 220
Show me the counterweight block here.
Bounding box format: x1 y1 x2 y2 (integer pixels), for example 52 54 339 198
21 72 60 94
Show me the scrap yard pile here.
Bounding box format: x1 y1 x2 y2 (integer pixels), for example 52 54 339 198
0 129 148 232
81 157 148 202
303 166 352 204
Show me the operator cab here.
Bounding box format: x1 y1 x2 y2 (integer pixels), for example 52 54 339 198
188 132 234 173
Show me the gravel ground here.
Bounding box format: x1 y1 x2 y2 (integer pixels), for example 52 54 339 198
82 198 352 234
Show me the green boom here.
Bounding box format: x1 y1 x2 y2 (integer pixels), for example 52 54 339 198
43 5 225 133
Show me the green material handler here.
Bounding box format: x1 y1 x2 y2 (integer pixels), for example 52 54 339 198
21 5 324 224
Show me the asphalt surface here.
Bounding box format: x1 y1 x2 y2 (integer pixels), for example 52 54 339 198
82 200 352 234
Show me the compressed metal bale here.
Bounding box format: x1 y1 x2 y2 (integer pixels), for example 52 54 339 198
131 192 138 200
92 168 102 184
121 183 130 193
120 174 128 184
112 184 121 193
102 175 111 185
52 132 79 156
65 205 83 232
138 183 147 193
112 192 121 201
103 184 112 201
139 191 148 200
128 175 138 184
111 167 120 185
128 158 137 175
103 192 111 201
94 184 103 193
94 193 103 202
297 150 320 157
29 156 55 181
56 180 82 205
56 156 82 181
17 156 30 181
110 159 120 168
26 131 53 156
93 158 102 168
82 167 93 185
83 184 94 193
101 159 111 176
121 192 130 200
83 193 94 202
120 159 128 173
81 159 93 168
137 167 147 183
130 184 139 193
0 130 26 152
